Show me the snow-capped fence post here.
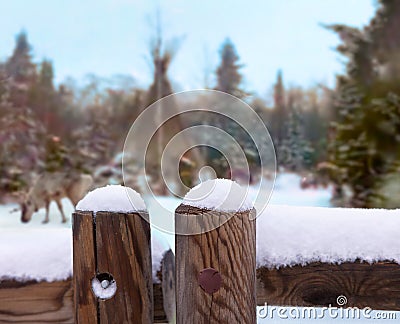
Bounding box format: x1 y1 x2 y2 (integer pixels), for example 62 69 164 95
175 179 256 323
72 186 153 323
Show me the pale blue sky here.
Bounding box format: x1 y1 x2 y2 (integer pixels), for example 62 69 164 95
0 0 375 95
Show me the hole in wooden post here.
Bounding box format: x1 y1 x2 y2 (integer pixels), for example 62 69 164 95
91 272 117 300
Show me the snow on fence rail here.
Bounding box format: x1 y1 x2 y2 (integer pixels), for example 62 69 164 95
256 205 400 311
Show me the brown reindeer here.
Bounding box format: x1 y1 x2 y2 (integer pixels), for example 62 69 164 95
20 172 93 223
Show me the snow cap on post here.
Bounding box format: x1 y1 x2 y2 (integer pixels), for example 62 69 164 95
76 185 147 212
182 178 253 212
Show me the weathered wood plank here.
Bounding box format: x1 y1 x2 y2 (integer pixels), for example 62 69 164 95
175 204 257 324
0 279 171 324
96 211 153 323
0 274 208 324
154 282 168 322
0 280 73 323
161 249 176 322
72 211 98 323
257 261 400 310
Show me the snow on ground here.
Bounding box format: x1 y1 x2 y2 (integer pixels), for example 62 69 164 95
267 173 332 207
1 173 332 282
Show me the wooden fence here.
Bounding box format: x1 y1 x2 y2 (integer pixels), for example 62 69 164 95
1 200 400 323
2 261 399 323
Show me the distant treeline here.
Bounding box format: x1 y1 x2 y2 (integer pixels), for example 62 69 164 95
1 0 399 208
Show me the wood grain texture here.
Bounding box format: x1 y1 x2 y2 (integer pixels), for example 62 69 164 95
73 211 98 323
96 211 153 324
175 204 257 324
73 211 153 323
161 249 176 323
0 280 73 323
154 282 168 323
257 261 400 310
0 279 172 324
1 261 400 323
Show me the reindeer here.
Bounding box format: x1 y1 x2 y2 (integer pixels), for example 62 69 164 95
20 172 93 224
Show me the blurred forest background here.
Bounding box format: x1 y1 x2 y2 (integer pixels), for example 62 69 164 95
0 0 399 208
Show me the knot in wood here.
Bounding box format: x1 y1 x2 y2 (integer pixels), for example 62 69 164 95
198 268 222 294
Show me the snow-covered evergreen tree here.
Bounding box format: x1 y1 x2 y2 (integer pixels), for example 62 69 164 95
215 38 247 98
0 81 45 192
43 136 72 173
280 106 313 172
327 0 400 207
71 112 114 172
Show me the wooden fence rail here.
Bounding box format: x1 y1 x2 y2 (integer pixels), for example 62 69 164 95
1 262 400 323
257 261 400 310
0 279 171 323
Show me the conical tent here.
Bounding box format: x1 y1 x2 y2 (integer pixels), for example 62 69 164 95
132 40 204 195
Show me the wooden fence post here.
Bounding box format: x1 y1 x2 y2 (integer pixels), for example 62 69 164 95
175 181 256 323
73 186 153 323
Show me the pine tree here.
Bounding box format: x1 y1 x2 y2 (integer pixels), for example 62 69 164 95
0 83 45 192
215 38 246 98
72 111 114 172
0 32 46 192
302 89 329 164
6 31 36 84
273 70 286 144
43 135 71 173
29 59 64 136
6 31 37 108
370 0 400 81
30 60 54 111
326 0 400 207
280 106 313 172
267 70 290 165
